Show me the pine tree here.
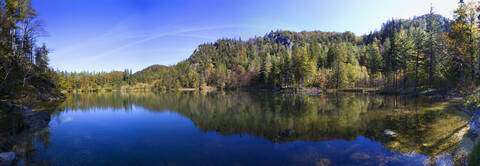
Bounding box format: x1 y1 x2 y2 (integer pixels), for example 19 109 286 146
293 45 310 86
412 28 426 92
390 24 401 89
367 40 383 75
397 30 415 90
426 4 438 88
447 0 477 88
261 53 272 86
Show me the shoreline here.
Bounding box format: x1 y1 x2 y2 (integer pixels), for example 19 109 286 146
65 86 454 96
1 90 475 165
0 101 54 165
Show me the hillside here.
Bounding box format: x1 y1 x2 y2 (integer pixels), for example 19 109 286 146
0 1 63 103
61 13 457 92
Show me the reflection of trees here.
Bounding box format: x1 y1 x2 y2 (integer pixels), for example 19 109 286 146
0 102 26 151
0 102 54 165
58 92 469 157
10 126 52 164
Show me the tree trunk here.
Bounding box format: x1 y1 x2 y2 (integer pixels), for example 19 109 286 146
471 57 475 86
403 68 407 90
403 52 407 90
394 71 397 90
415 52 419 92
460 63 464 89
478 52 480 82
336 63 339 89
429 36 433 89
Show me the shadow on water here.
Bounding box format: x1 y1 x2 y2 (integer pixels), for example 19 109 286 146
0 103 25 152
0 91 471 165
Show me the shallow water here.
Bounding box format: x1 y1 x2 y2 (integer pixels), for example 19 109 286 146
8 92 470 166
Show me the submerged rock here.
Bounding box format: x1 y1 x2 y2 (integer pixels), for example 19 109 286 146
469 109 480 136
0 102 51 165
315 158 331 166
448 110 478 165
350 152 370 160
0 152 15 166
432 94 445 99
4 102 50 131
384 129 397 137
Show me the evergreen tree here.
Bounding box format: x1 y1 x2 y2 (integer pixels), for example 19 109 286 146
366 40 383 76
411 28 427 92
261 53 272 86
426 4 438 88
447 0 477 89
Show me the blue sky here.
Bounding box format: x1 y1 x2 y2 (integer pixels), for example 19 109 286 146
31 0 458 72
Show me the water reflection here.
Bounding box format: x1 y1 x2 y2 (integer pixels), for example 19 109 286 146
0 103 25 152
6 92 471 165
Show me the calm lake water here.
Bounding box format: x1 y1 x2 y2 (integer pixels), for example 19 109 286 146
8 92 470 166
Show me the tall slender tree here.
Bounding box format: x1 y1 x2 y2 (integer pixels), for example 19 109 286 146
426 4 438 88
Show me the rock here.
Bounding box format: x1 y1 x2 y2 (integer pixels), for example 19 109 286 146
0 102 51 155
6 103 51 131
350 152 370 160
384 129 397 137
278 129 294 137
470 110 480 136
431 153 454 166
315 158 331 166
449 125 476 165
0 152 15 166
432 94 444 99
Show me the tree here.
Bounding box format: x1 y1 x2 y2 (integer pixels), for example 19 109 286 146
34 44 49 71
447 0 478 89
329 43 347 89
426 4 438 88
0 0 61 101
389 24 402 89
366 40 383 75
293 45 312 87
411 28 426 92
260 53 272 86
366 40 383 87
280 51 293 87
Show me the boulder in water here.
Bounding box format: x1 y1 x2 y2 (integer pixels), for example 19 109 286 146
384 129 397 137
0 152 15 166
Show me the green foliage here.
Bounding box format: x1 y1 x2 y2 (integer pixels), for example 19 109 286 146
62 92 468 159
366 41 383 75
0 0 62 102
470 141 480 166
464 92 480 108
58 4 480 93
445 0 479 89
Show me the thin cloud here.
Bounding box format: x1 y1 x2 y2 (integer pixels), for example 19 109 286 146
173 33 218 40
90 25 254 60
53 15 141 57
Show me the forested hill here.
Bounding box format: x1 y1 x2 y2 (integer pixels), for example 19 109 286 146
183 13 452 88
60 6 476 92
363 14 450 44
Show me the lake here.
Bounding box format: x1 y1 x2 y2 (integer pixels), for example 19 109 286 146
6 91 470 166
